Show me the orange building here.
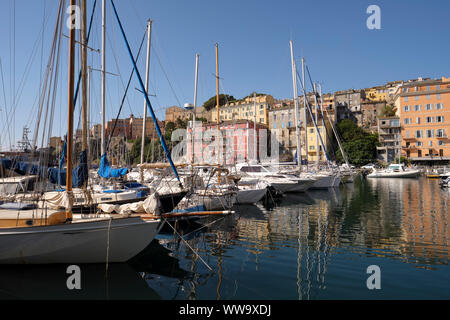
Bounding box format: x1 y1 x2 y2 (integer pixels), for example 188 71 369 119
398 77 450 164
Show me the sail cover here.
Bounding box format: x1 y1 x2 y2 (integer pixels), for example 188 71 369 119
48 150 88 187
98 153 128 179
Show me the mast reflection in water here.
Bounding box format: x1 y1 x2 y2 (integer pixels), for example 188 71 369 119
0 176 447 300
149 176 448 300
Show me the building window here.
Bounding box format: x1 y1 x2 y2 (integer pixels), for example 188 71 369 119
404 118 411 124
416 117 421 124
405 130 410 138
426 95 431 100
415 96 419 101
437 93 441 99
436 85 441 90
437 129 445 137
426 86 430 91
426 104 433 110
403 105 410 112
426 130 434 138
405 97 409 102
436 103 443 110
436 116 444 123
416 141 423 147
429 141 433 147
414 105 421 111
281 122 285 129
438 141 445 146
426 116 433 123
273 123 276 129
415 130 423 138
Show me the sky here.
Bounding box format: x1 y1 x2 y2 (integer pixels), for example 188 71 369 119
0 0 449 150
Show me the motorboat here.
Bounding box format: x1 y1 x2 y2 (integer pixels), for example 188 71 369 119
367 164 421 178
235 163 315 193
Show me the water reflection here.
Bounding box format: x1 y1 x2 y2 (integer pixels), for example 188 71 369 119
0 263 160 300
0 177 448 300
154 176 448 299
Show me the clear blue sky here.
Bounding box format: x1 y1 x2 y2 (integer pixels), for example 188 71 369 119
0 0 449 150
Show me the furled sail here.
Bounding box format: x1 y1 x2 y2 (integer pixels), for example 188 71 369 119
98 153 128 179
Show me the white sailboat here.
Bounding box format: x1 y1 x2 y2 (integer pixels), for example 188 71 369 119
0 0 163 264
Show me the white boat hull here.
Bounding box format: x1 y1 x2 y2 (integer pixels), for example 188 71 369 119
367 170 420 178
269 182 297 193
310 175 334 189
332 175 342 187
236 188 267 204
285 179 316 193
0 216 161 264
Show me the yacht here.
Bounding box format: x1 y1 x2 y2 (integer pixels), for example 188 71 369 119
367 164 421 178
235 163 316 193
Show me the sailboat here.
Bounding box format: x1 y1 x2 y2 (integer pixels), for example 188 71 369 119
0 0 168 264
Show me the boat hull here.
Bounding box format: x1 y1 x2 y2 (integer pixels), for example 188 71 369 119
0 216 161 264
367 170 420 178
236 188 267 204
285 179 316 193
310 175 334 189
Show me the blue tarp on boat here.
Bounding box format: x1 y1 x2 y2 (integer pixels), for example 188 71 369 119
0 158 48 177
47 150 88 188
98 154 128 179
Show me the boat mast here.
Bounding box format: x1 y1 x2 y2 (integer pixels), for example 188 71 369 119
314 83 319 170
100 0 106 156
302 57 308 170
253 92 257 163
289 41 302 172
66 0 77 221
140 19 152 183
81 0 88 186
192 53 199 164
215 43 220 167
87 66 91 160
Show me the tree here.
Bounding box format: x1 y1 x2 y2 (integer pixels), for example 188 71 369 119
202 94 236 111
379 104 396 117
336 119 379 166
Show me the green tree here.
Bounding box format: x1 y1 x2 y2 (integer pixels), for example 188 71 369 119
379 104 396 117
336 119 379 166
202 94 236 111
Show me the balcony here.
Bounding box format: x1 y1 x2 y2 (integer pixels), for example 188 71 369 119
402 145 417 151
436 135 448 140
403 137 417 142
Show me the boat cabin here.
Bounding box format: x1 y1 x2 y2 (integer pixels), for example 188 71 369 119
387 164 406 172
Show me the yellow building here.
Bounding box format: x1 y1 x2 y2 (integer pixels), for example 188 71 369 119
301 122 333 162
364 86 388 102
210 94 274 125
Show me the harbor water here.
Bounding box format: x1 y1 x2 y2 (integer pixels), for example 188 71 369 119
0 176 448 300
